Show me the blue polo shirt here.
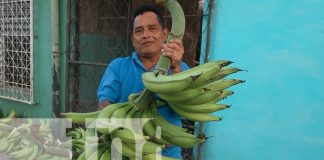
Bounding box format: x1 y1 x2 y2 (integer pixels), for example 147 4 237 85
97 52 189 158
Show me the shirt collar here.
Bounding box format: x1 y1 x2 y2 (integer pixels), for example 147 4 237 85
132 52 146 71
131 52 158 72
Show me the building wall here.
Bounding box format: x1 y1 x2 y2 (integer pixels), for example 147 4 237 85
0 0 67 118
200 0 324 159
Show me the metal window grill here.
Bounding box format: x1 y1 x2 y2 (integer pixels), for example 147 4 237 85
0 0 33 104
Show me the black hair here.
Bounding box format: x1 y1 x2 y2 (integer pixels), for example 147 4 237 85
131 4 165 31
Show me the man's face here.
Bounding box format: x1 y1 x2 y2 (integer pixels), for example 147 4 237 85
132 12 167 58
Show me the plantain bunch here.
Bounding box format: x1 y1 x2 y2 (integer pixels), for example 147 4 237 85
142 60 245 122
62 62 244 159
62 95 189 160
62 64 244 159
0 112 72 160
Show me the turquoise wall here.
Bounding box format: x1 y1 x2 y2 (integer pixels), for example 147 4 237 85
0 0 67 118
200 0 324 159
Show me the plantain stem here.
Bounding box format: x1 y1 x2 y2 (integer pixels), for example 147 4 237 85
133 88 155 110
155 0 186 75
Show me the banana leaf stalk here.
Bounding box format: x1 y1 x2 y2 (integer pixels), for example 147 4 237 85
135 0 186 110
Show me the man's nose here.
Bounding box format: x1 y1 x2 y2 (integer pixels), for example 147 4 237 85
143 29 151 38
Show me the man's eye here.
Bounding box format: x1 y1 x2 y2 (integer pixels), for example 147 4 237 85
135 29 143 34
149 27 157 31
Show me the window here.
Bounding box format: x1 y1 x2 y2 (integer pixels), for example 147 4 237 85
0 0 33 103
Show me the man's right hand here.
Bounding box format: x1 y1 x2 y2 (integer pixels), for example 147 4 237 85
98 100 111 110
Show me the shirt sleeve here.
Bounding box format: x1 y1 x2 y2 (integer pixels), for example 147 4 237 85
97 60 121 103
181 61 190 71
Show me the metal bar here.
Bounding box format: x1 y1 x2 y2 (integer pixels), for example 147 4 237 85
72 0 81 112
126 0 131 55
30 0 34 104
68 60 108 67
198 1 215 160
65 0 71 112
51 0 60 117
204 0 214 63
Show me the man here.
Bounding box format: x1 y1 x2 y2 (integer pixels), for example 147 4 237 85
97 4 189 158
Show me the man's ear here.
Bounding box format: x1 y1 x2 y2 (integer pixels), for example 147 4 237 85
163 28 168 37
131 36 135 47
